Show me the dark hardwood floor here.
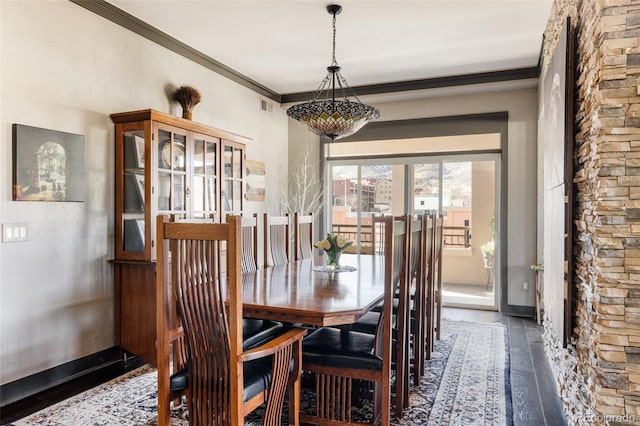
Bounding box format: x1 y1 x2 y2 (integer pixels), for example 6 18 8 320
442 307 567 426
2 308 566 425
0 357 145 425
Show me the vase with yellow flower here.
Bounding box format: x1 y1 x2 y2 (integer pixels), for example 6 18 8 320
314 233 353 271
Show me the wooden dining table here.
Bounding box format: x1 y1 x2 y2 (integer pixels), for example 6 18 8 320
241 253 387 327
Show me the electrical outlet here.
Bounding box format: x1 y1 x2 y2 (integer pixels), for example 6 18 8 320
522 281 528 291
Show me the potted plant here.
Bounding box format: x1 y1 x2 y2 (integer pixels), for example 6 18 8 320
480 239 494 269
480 216 495 287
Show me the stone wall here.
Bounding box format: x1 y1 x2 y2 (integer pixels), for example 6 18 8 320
540 0 640 424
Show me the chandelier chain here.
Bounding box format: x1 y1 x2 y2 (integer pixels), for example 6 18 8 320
329 9 362 104
332 10 337 66
336 70 363 104
311 73 333 102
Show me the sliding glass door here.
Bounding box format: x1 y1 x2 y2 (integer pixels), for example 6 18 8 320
430 158 498 309
327 154 500 310
328 163 400 254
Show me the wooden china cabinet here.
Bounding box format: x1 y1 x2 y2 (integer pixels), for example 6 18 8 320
110 109 248 365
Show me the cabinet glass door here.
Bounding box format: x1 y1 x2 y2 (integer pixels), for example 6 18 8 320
222 142 244 216
157 127 187 219
122 129 146 253
192 135 219 219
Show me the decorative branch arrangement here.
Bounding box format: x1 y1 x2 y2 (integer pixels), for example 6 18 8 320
280 143 325 218
172 86 201 119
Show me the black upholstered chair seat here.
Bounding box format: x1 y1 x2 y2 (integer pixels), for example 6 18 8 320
242 319 284 349
169 319 283 399
371 286 418 313
348 311 380 334
347 311 399 336
170 356 272 402
302 327 381 371
371 297 399 313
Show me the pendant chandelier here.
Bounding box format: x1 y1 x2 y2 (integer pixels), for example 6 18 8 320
286 4 380 141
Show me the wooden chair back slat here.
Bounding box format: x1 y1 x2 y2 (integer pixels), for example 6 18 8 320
293 212 314 260
422 215 436 359
408 215 425 381
241 214 259 273
371 215 387 255
433 216 444 341
382 216 406 423
395 216 412 415
263 214 290 267
174 236 230 424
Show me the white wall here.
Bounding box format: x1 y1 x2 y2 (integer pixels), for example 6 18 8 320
0 1 289 385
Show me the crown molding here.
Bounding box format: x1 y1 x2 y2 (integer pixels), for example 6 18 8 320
70 0 282 102
72 0 538 106
281 68 538 104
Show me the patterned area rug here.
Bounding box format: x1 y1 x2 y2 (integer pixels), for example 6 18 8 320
10 320 511 426
426 321 512 425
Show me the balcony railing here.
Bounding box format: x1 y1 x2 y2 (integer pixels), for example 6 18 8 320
443 225 471 248
331 224 373 243
331 223 471 249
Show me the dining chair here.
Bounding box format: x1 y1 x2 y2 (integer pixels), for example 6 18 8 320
345 214 412 414
300 215 406 425
263 213 290 266
361 214 435 370
238 214 295 371
359 215 427 391
241 222 293 351
393 214 412 415
293 212 314 260
406 215 425 382
155 215 307 426
340 214 413 415
241 213 259 273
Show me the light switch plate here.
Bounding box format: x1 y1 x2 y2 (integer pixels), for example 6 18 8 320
2 223 28 242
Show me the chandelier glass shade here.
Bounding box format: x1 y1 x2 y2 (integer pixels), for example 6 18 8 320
286 4 380 141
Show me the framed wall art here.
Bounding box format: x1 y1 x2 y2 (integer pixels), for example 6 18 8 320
134 134 145 168
245 159 265 201
12 124 85 202
540 16 576 347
